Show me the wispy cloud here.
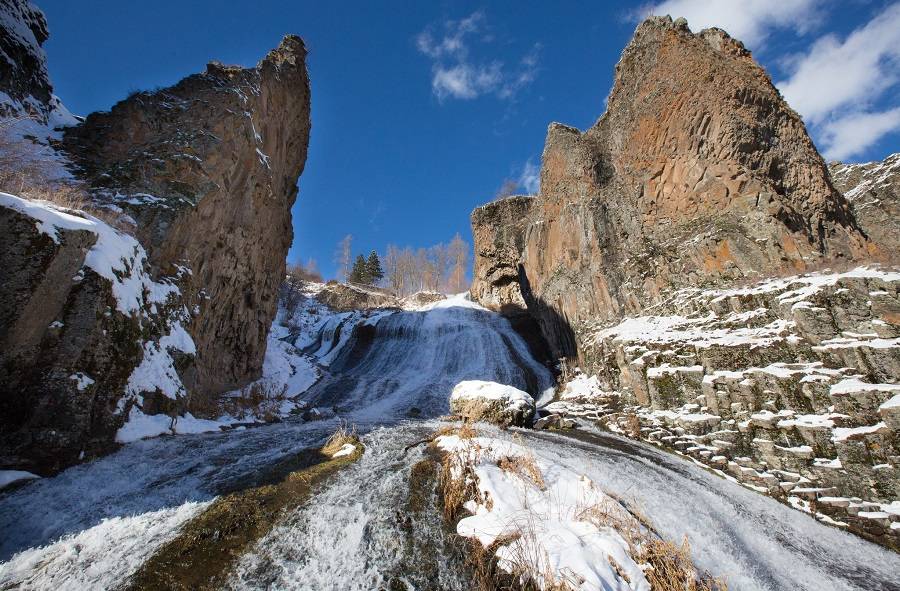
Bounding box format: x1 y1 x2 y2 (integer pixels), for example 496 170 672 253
416 11 540 101
817 107 900 162
518 158 540 194
777 2 900 160
639 0 826 47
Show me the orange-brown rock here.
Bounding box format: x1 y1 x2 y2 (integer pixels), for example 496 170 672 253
471 16 871 369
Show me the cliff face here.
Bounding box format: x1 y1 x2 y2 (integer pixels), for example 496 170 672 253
0 0 310 473
830 153 900 258
0 0 50 118
62 37 311 394
471 16 900 548
472 16 872 367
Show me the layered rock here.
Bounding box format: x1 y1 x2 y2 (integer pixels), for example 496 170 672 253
0 193 189 472
0 0 311 473
544 267 900 549
471 16 874 370
830 153 900 259
470 15 900 547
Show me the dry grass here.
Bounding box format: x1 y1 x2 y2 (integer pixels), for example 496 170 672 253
432 422 478 441
0 120 135 233
497 453 546 491
435 426 726 590
639 538 727 591
621 413 642 439
576 496 728 591
440 448 477 522
321 420 359 456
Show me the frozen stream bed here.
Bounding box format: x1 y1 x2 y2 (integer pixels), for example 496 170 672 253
1 297 898 589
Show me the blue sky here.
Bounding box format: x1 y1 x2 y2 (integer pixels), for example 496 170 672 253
38 1 900 279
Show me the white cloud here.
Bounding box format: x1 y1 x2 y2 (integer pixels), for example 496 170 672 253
777 3 900 123
416 12 540 101
432 62 502 101
416 11 484 60
776 3 900 160
642 0 825 47
518 159 540 194
820 107 900 161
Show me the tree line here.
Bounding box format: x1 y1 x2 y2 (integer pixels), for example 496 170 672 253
332 233 470 296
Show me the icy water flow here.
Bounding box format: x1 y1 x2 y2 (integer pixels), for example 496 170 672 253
1 302 899 590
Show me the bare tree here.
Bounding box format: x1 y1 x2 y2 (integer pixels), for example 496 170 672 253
430 243 450 292
334 234 353 282
448 233 470 293
384 244 402 295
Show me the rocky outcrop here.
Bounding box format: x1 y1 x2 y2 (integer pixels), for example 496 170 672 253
0 0 51 119
471 16 874 371
0 0 311 473
470 15 900 548
449 380 535 427
545 267 900 549
0 193 189 473
317 282 399 312
830 153 900 259
470 195 535 316
61 37 310 395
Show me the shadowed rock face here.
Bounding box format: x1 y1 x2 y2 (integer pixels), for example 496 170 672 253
0 0 52 119
0 0 310 473
471 16 874 368
62 36 311 394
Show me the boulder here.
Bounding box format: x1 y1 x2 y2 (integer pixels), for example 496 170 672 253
449 380 535 427
317 282 399 311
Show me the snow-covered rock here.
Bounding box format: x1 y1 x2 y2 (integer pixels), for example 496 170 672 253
449 380 535 427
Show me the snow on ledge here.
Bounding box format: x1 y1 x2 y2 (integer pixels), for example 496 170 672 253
0 192 179 315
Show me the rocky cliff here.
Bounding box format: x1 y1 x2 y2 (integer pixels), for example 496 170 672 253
0 0 310 474
471 16 900 549
62 35 310 395
471 16 875 369
830 153 900 258
0 0 51 119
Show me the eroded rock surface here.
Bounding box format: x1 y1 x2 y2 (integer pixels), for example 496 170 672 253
0 0 311 473
470 15 900 549
545 267 900 549
830 153 900 259
471 16 875 370
0 0 52 119
62 36 310 395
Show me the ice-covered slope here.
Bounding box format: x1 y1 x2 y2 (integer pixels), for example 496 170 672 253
298 292 555 419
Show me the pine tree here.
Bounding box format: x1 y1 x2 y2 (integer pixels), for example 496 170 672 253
365 250 384 285
349 254 368 284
